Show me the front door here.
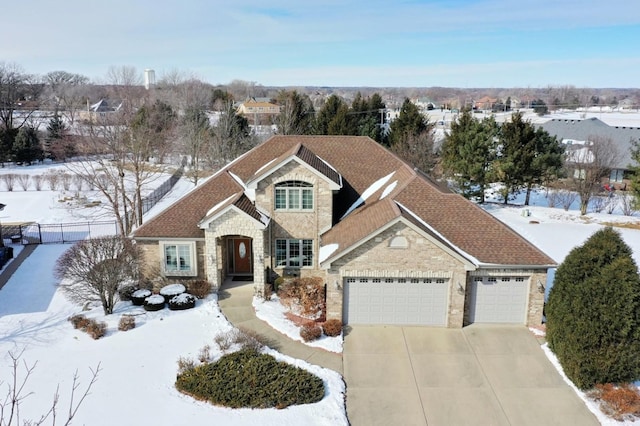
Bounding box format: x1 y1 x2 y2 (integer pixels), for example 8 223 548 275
233 238 252 274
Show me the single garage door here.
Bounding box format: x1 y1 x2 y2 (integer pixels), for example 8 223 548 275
469 276 528 323
343 277 448 326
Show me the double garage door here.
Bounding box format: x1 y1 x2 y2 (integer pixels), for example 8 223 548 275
343 277 448 326
469 276 529 323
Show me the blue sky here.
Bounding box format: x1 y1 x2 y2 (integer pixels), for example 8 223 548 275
4 0 639 87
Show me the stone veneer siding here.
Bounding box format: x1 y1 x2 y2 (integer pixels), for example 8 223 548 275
136 239 206 290
203 209 266 295
326 222 469 328
254 160 335 278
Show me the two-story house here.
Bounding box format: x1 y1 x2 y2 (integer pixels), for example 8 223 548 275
133 136 555 328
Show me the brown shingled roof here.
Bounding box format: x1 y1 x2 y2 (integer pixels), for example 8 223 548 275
134 171 243 239
134 135 556 267
392 178 556 266
321 198 401 251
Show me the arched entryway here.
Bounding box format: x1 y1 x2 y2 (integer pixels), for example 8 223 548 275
227 237 253 277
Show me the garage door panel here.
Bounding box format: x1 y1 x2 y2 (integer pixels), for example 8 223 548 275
344 278 448 326
470 278 528 324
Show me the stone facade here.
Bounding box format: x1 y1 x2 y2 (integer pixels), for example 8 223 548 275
202 209 266 295
254 161 335 279
325 222 470 327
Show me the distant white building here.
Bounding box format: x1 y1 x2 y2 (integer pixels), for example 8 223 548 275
144 69 156 90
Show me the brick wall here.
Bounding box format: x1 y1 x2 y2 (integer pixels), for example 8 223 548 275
327 222 470 327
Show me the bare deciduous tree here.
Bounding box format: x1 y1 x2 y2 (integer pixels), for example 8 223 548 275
0 349 99 426
45 70 90 127
56 236 141 315
565 135 621 215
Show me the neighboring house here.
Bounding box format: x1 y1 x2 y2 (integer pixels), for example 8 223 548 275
134 136 555 328
538 117 640 189
79 99 123 123
237 97 281 116
473 96 497 111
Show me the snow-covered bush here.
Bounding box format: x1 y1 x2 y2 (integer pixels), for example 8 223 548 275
144 295 165 311
168 293 196 310
159 283 186 302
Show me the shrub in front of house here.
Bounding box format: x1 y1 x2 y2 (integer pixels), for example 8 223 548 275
546 227 640 389
187 279 211 299
85 319 107 339
175 348 325 409
168 293 197 310
322 319 343 337
159 283 186 303
118 315 136 331
300 324 322 342
588 383 640 421
144 295 166 311
213 327 269 353
68 314 107 339
273 276 285 292
118 283 139 302
278 277 325 319
69 314 90 329
130 289 152 306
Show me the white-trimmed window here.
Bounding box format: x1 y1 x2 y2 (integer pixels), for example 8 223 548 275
275 181 313 210
275 239 313 267
161 241 197 276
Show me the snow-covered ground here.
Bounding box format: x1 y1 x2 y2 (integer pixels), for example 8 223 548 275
1 160 640 424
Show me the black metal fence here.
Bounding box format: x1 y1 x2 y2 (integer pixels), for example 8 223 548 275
140 166 184 217
3 221 120 245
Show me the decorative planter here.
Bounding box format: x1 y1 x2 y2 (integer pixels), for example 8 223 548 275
159 283 186 303
131 289 152 306
168 293 196 311
143 295 165 311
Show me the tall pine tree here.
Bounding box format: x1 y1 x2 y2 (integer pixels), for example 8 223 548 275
441 110 498 202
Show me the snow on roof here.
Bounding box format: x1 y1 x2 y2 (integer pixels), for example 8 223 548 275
205 193 237 218
340 171 395 220
319 243 339 264
253 158 278 176
380 180 398 200
229 170 256 201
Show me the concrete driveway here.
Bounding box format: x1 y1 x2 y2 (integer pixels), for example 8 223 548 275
343 325 599 426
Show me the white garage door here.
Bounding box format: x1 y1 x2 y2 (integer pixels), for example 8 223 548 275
469 277 528 323
344 277 448 326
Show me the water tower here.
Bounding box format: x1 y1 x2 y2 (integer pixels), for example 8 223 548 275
144 69 156 90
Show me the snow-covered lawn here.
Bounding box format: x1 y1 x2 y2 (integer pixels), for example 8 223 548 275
0 245 347 426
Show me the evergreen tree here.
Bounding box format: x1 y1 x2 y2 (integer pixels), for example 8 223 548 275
314 95 351 135
274 90 315 135
630 139 640 211
493 112 563 204
388 98 428 146
440 110 498 202
546 227 640 389
388 98 436 174
497 113 564 205
45 113 68 159
350 92 386 143
13 126 43 164
532 99 548 115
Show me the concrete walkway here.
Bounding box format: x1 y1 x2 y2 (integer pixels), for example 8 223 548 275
217 278 343 374
343 324 599 426
0 244 37 291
